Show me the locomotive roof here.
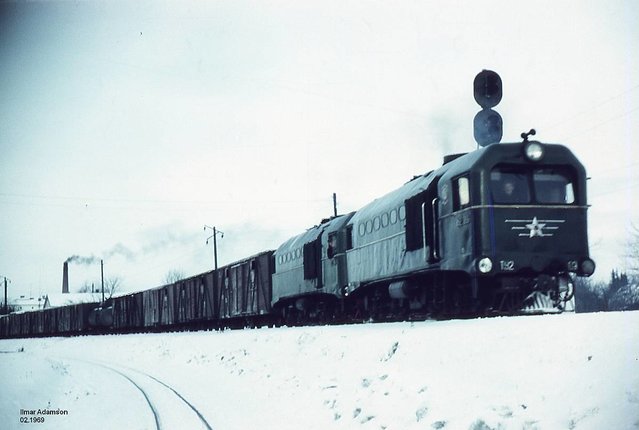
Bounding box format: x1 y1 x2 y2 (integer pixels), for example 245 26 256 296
350 141 585 223
350 171 436 224
444 141 584 171
274 213 353 254
273 141 586 254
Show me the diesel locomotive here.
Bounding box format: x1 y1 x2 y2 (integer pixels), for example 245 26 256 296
0 72 596 337
272 138 595 323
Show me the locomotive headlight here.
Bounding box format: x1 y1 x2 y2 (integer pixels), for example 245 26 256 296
478 257 493 274
580 258 596 276
524 141 544 162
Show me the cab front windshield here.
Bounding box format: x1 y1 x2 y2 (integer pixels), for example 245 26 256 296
489 166 575 205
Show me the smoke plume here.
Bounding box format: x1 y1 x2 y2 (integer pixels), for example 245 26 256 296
65 243 136 265
64 230 198 267
65 254 99 265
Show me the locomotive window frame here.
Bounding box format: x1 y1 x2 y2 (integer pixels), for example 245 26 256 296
381 212 389 228
358 223 366 237
366 219 373 234
533 168 576 204
453 175 471 211
373 216 381 231
327 232 337 259
490 168 531 204
390 209 398 225
489 164 577 205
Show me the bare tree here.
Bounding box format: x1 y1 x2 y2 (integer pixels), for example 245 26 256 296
78 282 95 293
626 224 639 275
164 269 186 284
101 276 123 299
576 269 639 312
575 276 606 313
76 277 121 298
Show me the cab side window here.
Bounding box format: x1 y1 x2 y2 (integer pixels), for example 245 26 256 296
453 175 470 211
327 233 337 258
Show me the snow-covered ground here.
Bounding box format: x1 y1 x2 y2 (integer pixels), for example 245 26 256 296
1 311 638 430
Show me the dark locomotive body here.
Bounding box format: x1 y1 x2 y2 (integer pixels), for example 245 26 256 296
437 141 593 311
272 141 594 320
0 141 595 338
272 213 354 322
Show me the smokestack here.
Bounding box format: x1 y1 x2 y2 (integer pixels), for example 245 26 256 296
62 262 69 294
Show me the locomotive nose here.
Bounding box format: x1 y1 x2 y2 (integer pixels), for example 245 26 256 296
529 256 546 273
524 256 569 274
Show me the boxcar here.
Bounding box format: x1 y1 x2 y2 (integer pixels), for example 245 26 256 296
52 302 96 335
37 308 58 336
71 303 98 334
112 292 144 332
215 251 274 321
174 271 216 327
142 286 162 328
0 315 6 338
54 305 71 333
16 312 33 337
142 283 178 329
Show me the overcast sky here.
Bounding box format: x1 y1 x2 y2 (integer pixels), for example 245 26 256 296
1 0 638 299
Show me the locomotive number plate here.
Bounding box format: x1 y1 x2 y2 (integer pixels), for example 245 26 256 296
500 260 515 271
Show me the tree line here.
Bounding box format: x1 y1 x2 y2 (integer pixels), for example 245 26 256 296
575 225 639 312
575 270 639 312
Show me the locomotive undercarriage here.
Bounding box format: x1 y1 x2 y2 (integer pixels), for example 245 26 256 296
354 272 572 320
478 272 575 314
275 271 575 326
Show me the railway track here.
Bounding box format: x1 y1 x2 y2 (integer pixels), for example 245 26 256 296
68 358 214 430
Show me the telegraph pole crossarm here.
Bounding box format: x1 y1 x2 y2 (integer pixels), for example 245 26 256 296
204 225 224 271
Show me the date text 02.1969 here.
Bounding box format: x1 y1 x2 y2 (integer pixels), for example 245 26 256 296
20 416 46 424
20 408 69 424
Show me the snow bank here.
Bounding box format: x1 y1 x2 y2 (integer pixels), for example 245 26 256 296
1 311 638 430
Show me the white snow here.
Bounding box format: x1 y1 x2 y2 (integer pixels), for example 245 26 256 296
1 311 638 430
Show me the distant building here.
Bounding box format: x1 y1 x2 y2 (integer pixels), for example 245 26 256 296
11 296 45 312
44 293 102 309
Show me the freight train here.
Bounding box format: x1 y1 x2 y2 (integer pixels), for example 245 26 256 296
0 137 595 338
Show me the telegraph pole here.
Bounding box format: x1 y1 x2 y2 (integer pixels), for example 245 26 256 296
213 227 219 271
101 259 105 303
3 277 7 314
204 225 224 272
204 226 224 304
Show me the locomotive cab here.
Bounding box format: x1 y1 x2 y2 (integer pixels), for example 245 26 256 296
438 141 595 311
271 213 355 323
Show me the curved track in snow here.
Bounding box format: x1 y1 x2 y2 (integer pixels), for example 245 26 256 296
72 359 214 430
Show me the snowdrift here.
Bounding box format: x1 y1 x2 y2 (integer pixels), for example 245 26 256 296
1 311 638 430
